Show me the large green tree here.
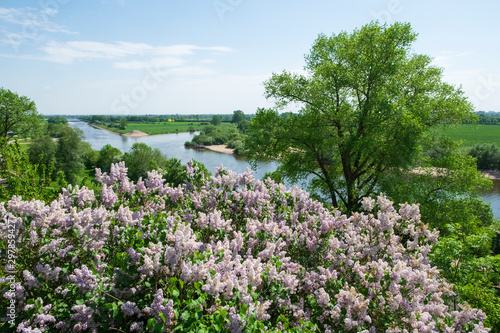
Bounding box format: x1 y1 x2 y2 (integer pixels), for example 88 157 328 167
123 143 168 181
55 127 87 184
231 110 245 123
27 136 57 177
247 22 476 212
97 144 123 173
0 88 41 139
210 114 222 126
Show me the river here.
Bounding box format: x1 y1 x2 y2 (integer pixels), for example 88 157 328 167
69 119 279 181
70 119 500 218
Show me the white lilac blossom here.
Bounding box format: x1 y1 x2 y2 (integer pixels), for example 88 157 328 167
69 265 98 293
0 161 491 332
35 264 62 281
121 301 141 317
361 197 375 212
22 270 39 290
71 305 98 332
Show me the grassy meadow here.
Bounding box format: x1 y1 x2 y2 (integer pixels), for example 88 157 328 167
443 124 500 147
100 121 207 135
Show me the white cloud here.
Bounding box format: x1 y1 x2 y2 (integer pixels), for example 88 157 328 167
431 51 469 68
0 7 77 35
37 41 233 64
114 57 186 69
160 66 216 76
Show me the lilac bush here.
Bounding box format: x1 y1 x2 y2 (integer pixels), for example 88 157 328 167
0 161 490 332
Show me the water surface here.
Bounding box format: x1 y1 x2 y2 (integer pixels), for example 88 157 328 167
481 179 500 218
70 119 278 181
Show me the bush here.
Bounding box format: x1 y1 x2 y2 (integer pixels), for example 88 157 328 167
227 140 243 149
233 145 246 155
0 162 490 332
123 143 168 181
192 135 215 146
211 133 228 145
27 137 57 177
97 144 123 173
468 144 500 170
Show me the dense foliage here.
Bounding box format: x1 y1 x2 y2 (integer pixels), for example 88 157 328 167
468 144 500 170
476 112 500 125
247 22 475 212
46 116 68 125
0 139 64 204
0 88 41 139
0 162 491 332
187 124 247 155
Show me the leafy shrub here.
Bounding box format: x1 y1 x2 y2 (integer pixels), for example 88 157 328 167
468 144 500 170
233 145 246 155
0 162 491 332
227 140 243 149
192 135 215 146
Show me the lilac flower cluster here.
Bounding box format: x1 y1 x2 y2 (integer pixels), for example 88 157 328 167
0 162 491 332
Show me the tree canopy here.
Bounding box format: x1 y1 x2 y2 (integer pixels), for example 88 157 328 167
247 22 477 212
123 142 169 181
210 115 222 126
231 110 245 123
0 87 41 139
55 127 87 184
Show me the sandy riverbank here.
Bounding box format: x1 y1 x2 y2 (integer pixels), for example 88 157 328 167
479 170 500 180
204 145 235 155
122 130 149 137
89 124 149 137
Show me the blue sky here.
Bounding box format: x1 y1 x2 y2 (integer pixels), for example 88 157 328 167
1 0 499 115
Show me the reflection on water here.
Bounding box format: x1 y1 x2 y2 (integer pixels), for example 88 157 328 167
480 179 500 219
71 119 500 218
69 120 278 181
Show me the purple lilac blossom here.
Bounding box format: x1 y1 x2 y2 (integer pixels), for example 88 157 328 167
0 161 491 332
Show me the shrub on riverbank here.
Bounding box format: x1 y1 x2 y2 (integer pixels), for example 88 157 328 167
191 124 247 153
468 143 500 170
0 161 490 332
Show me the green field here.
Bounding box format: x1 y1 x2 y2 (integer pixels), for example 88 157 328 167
442 124 500 147
100 121 207 135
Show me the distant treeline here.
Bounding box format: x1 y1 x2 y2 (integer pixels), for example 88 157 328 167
476 111 500 124
77 112 254 125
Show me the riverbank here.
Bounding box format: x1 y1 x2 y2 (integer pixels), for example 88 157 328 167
122 130 149 137
88 123 149 137
78 119 207 135
480 169 500 180
205 145 235 155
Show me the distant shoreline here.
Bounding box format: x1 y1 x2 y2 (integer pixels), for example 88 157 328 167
77 119 199 136
83 122 149 137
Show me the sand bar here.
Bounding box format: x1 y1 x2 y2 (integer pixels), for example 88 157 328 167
204 145 234 155
122 130 149 137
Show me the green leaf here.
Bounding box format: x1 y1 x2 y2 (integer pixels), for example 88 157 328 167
147 318 156 331
181 310 190 320
35 299 42 309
